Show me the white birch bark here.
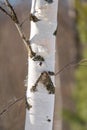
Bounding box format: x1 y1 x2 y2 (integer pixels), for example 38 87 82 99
25 0 59 130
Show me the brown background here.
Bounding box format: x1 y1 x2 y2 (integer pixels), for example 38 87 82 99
0 0 79 130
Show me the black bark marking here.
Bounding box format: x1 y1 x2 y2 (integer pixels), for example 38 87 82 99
47 119 51 122
53 28 57 36
30 13 41 22
48 71 55 76
25 97 32 110
39 62 42 66
30 86 37 92
41 72 55 94
31 71 55 94
44 0 53 4
32 55 45 62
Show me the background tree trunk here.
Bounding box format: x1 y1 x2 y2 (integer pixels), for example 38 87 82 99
56 0 78 130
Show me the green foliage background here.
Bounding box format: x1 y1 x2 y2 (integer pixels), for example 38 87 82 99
76 0 87 43
75 0 87 128
64 1 87 130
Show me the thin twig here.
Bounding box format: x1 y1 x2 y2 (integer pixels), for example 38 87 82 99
78 59 87 64
55 59 77 76
0 96 25 117
20 16 29 27
55 58 87 76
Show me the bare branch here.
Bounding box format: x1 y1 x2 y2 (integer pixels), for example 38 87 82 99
0 0 36 57
0 6 11 17
55 59 77 76
0 96 25 117
20 16 29 27
78 59 87 64
14 23 36 57
55 58 87 76
5 0 19 23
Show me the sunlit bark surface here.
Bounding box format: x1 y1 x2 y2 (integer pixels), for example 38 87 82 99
25 0 58 130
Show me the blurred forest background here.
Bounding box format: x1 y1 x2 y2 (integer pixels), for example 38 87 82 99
0 0 87 130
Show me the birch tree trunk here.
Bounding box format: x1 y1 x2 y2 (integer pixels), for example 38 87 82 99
25 0 59 130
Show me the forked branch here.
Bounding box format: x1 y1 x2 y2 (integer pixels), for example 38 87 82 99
0 0 35 57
